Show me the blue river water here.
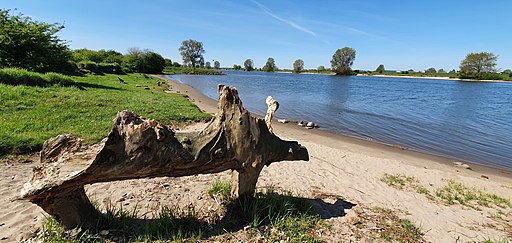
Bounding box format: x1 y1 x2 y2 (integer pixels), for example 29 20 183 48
168 71 512 171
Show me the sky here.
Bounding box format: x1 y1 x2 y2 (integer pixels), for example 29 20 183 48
3 0 512 71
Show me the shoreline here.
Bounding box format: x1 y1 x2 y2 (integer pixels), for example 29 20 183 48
157 74 511 177
358 73 512 83
155 74 512 241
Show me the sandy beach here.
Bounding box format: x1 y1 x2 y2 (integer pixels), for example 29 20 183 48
1 75 511 242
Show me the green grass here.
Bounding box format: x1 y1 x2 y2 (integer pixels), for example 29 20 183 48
381 173 435 200
0 70 211 156
0 67 77 87
207 180 232 203
163 67 224 75
37 188 327 242
235 189 326 242
436 180 512 209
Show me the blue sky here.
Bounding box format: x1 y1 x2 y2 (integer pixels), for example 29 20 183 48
4 0 512 71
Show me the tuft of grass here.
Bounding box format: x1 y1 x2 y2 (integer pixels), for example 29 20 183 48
234 188 326 242
0 71 211 156
363 207 425 242
381 173 434 200
435 180 512 209
208 180 232 203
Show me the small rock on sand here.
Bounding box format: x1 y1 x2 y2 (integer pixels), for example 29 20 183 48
453 161 472 170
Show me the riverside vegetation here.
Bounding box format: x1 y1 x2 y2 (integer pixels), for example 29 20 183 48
0 68 210 156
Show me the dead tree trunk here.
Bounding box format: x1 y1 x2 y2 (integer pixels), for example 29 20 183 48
21 85 308 230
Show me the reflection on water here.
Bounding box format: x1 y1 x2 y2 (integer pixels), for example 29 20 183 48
168 71 512 171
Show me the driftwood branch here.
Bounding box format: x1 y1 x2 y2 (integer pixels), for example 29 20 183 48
21 85 308 229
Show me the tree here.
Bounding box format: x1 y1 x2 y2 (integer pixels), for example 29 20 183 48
459 52 498 79
375 64 385 74
425 67 437 74
263 57 277 72
123 48 165 73
214 61 220 69
141 51 165 73
317 66 326 73
205 61 211 69
331 47 356 75
244 59 254 71
438 69 446 74
0 9 72 73
293 59 304 73
178 39 205 69
233 64 242 70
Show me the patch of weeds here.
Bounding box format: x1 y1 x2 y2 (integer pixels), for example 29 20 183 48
208 179 232 203
352 207 426 242
37 216 102 242
436 180 512 209
226 188 327 242
381 173 434 200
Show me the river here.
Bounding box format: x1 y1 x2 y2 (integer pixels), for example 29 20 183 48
168 71 512 171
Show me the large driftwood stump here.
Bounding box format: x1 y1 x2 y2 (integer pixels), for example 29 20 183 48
21 85 308 230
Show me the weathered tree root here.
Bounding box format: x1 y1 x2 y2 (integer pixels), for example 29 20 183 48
21 85 308 230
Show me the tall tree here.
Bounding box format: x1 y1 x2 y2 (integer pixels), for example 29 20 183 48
178 39 205 69
0 9 72 73
459 52 498 79
375 64 385 74
331 47 356 75
244 59 254 71
263 57 277 72
214 61 220 69
425 67 437 74
205 61 211 69
317 66 326 73
293 59 304 73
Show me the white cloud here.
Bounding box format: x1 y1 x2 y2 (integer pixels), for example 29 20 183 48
249 0 316 37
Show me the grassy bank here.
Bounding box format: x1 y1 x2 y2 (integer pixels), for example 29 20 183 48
0 69 210 156
163 67 223 75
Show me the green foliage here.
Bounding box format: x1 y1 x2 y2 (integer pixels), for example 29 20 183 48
163 67 223 75
0 9 72 73
236 189 325 242
331 47 356 75
232 64 242 70
263 57 277 72
122 48 165 74
459 52 498 79
214 61 220 69
208 180 232 203
381 173 434 200
0 68 76 87
436 180 512 208
0 72 210 156
317 66 326 73
375 64 385 74
425 67 437 74
97 63 122 74
205 61 212 69
179 39 205 69
293 59 305 73
78 61 100 74
244 59 254 71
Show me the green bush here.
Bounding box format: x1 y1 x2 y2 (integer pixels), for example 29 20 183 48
78 61 100 74
98 63 123 74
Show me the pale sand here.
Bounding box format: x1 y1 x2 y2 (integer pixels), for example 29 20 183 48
0 75 511 242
